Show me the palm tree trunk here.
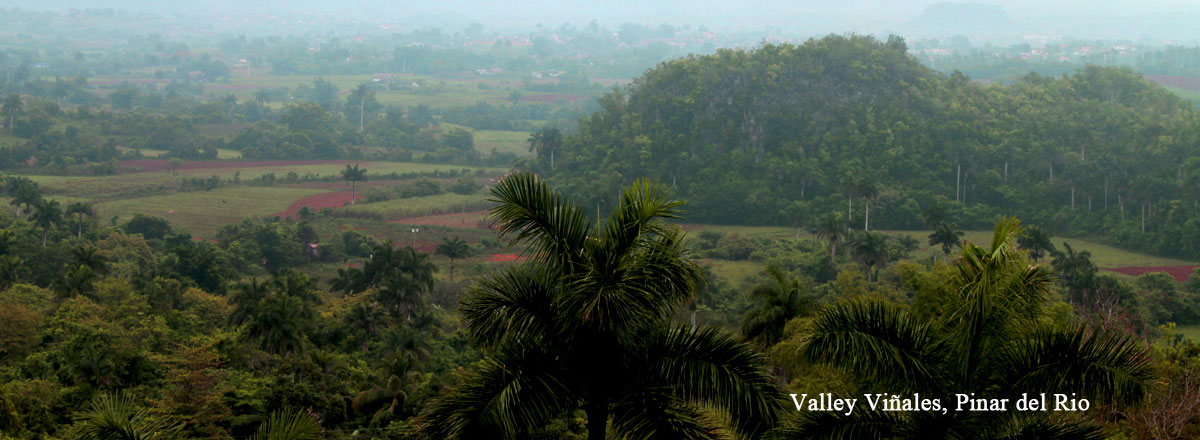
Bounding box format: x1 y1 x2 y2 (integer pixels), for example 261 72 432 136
449 258 455 282
550 149 555 170
864 200 869 231
587 401 608 440
42 229 47 248
77 215 83 238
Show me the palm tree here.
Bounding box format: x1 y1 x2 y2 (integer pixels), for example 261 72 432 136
527 127 563 170
272 270 321 303
350 83 372 131
66 202 94 238
347 301 384 352
1018 225 1056 262
1051 242 1098 304
436 236 472 282
741 265 816 347
813 211 846 262
378 273 426 320
229 277 270 326
250 294 312 355
782 218 1152 438
850 230 891 281
75 392 182 440
857 178 879 231
928 221 963 260
328 267 365 294
2 94 21 134
6 177 40 217
341 164 367 204
31 199 62 247
418 173 782 440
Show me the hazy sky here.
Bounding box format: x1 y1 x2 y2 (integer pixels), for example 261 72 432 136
6 0 1200 42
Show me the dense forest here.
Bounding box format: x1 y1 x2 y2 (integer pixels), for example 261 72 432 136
540 34 1200 259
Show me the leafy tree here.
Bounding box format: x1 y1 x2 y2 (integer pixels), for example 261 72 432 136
928 221 963 260
1052 242 1098 305
741 265 815 347
1018 225 1057 262
30 199 62 247
784 218 1152 438
249 294 312 355
74 392 182 440
418 173 782 439
340 164 367 204
435 236 472 282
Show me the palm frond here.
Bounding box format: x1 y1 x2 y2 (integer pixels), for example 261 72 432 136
416 342 577 439
803 300 942 393
75 392 182 440
610 389 720 440
487 172 592 270
459 264 559 349
999 324 1152 406
990 415 1103 440
643 326 783 440
249 407 321 440
770 409 902 440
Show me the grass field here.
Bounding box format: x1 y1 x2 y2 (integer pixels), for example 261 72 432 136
474 129 533 156
1179 325 1200 342
683 224 1195 279
25 161 501 199
1161 85 1200 103
341 193 491 220
96 186 328 236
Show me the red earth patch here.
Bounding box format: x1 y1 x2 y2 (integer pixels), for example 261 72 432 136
486 254 528 262
121 159 361 173
1103 266 1197 282
1144 75 1200 92
269 191 360 219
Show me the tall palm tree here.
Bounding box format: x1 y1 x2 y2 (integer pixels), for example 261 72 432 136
340 164 367 204
75 392 182 440
850 230 891 281
928 221 963 261
31 199 62 247
782 218 1152 438
272 270 321 303
741 265 816 347
418 173 782 440
857 177 879 231
1018 225 1057 262
813 211 846 262
66 202 94 238
527 127 563 170
436 236 472 282
2 94 21 134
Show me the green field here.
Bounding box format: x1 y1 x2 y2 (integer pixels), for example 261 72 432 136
340 193 491 220
1162 84 1200 103
474 129 533 156
95 186 328 236
683 224 1195 280
25 161 501 199
1179 325 1200 342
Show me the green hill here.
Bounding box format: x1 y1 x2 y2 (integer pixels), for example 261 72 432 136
542 34 1200 260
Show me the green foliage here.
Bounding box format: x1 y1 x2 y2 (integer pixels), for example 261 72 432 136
73 392 183 440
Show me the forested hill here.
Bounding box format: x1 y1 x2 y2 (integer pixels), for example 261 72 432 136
538 34 1200 259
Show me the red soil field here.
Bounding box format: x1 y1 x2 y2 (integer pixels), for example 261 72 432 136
269 191 359 219
121 159 359 173
1103 265 1197 282
1144 75 1200 91
486 254 528 262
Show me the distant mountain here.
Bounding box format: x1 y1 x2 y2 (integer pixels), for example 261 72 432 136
900 2 1018 40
